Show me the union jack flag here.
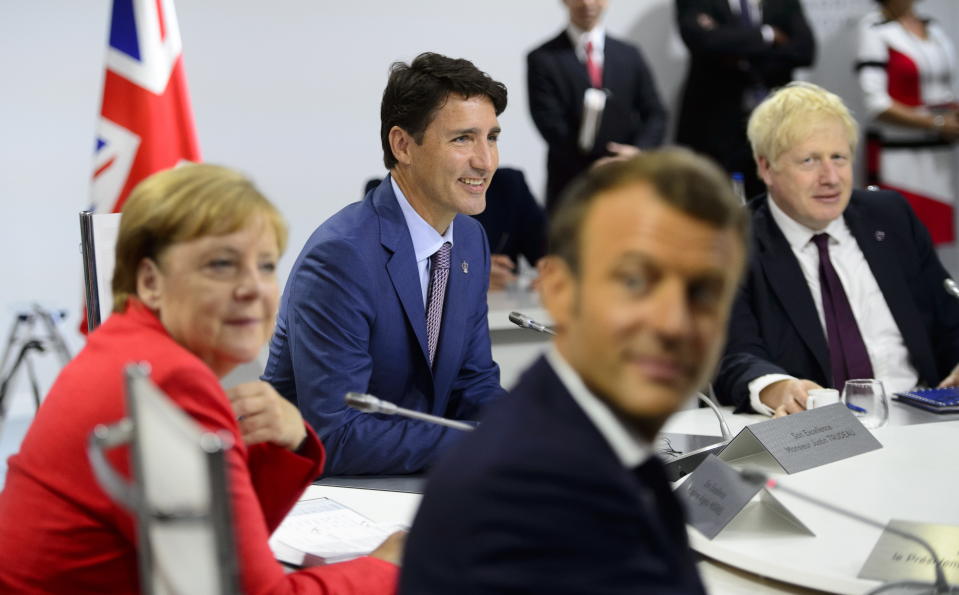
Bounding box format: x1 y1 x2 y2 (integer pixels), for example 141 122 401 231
90 0 200 214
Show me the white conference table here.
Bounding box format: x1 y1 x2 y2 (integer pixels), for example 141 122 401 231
303 401 958 594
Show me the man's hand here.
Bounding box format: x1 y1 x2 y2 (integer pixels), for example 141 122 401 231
760 378 821 417
771 26 790 45
937 362 959 387
489 254 517 291
369 530 407 566
227 381 307 451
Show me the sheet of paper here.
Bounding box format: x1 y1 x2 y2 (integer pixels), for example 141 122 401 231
270 497 401 566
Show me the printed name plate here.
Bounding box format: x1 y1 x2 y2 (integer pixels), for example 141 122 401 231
719 403 881 474
859 520 959 584
678 454 812 540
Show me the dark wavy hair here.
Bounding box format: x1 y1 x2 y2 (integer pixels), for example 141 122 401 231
380 52 507 169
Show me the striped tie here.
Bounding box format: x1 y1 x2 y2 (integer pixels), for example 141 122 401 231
426 242 452 366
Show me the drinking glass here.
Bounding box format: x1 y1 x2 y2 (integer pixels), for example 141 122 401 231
841 379 889 429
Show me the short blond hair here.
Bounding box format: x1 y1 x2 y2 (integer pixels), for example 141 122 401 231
747 82 859 167
111 163 287 312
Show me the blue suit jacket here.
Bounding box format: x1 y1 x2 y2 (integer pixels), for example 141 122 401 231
264 178 506 475
400 356 706 594
716 189 959 412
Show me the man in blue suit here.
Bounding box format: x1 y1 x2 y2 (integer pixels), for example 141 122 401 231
264 53 508 475
715 82 959 416
401 149 748 593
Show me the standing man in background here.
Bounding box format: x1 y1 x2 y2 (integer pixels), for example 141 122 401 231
676 0 814 198
264 53 507 475
528 0 667 213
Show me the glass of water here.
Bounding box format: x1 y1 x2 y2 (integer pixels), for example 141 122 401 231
841 379 889 429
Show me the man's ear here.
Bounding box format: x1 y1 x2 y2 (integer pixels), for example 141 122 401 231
757 155 774 187
388 126 414 166
136 258 163 310
539 256 575 334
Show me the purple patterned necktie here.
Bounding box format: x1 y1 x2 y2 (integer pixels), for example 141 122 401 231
812 234 874 389
426 242 452 366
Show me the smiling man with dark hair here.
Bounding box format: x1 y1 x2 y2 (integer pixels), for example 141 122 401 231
264 53 508 475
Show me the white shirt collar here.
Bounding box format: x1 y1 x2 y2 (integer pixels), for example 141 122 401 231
767 193 850 250
566 23 605 59
545 346 652 468
390 176 454 263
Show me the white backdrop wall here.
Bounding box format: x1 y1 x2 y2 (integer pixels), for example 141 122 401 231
2 0 957 390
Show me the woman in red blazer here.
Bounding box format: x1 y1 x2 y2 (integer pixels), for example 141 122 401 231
0 164 401 594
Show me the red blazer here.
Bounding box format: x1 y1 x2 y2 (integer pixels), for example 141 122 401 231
0 300 397 594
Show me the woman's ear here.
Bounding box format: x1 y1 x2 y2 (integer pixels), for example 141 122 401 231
136 258 163 310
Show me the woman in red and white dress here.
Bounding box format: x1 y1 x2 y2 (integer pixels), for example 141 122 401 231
857 0 959 244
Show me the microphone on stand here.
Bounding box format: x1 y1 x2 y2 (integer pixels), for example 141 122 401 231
943 278 959 300
508 311 555 335
739 468 953 595
699 384 732 443
344 392 475 432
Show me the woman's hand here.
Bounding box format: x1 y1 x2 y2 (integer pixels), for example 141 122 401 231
227 381 307 451
369 531 407 566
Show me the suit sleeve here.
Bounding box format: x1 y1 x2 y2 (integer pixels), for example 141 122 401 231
527 49 577 148
677 0 770 58
446 231 508 420
515 179 547 266
857 16 894 120
677 0 814 69
627 45 667 148
286 237 465 475
160 368 398 594
715 275 791 412
898 198 959 379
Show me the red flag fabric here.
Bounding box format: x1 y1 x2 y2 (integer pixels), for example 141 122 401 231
82 0 201 334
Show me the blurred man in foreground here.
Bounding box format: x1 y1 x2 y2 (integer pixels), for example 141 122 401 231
400 149 747 594
265 53 507 474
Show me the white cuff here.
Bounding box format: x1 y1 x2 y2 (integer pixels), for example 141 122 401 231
748 373 795 416
761 24 774 44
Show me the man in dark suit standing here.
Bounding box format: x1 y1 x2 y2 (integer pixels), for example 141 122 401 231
400 149 747 594
716 82 959 416
676 0 814 198
528 0 667 212
264 53 507 475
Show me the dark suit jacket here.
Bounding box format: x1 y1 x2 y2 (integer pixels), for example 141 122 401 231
716 190 959 412
264 178 506 475
675 0 814 194
470 167 546 266
400 356 706 594
528 30 667 210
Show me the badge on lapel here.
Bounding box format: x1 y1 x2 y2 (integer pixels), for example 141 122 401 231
461 260 469 274
875 230 885 242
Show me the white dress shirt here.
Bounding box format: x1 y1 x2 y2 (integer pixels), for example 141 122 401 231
391 176 455 307
546 346 652 468
748 197 918 415
566 23 605 69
